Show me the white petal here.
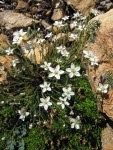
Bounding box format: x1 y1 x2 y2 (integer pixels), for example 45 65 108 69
75 124 80 129
40 98 45 102
49 67 54 72
62 88 66 92
70 91 75 96
59 70 64 74
42 88 46 93
69 73 74 78
46 96 50 101
40 84 44 88
56 65 60 71
70 118 75 122
71 63 75 69
71 123 74 128
83 50 88 55
76 116 80 121
55 74 60 79
18 110 21 114
49 73 54 78
66 68 71 72
20 115 25 121
39 103 43 106
75 72 80 77
99 83 102 88
57 102 61 105
26 112 29 116
48 87 51 91
104 84 108 89
61 104 65 109
65 102 69 106
48 102 52 106
44 104 48 110
75 67 80 71
103 90 107 93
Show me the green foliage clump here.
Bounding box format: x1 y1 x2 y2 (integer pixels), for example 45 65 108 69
86 20 100 42
104 71 113 87
0 11 104 150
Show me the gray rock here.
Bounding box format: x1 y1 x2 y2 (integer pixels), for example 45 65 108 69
0 10 39 30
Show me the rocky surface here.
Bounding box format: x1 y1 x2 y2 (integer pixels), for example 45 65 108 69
0 34 10 49
85 9 113 150
0 56 14 83
86 9 113 121
96 0 113 12
102 125 113 150
0 10 39 30
16 0 28 10
51 8 64 21
64 0 100 15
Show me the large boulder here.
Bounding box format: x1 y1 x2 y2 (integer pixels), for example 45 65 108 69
102 125 113 150
85 9 113 150
86 9 113 121
0 34 10 49
64 0 100 15
0 10 39 30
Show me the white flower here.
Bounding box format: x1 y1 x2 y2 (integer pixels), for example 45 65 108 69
70 21 77 29
39 96 52 110
83 50 98 66
55 58 62 63
69 110 74 115
56 45 69 57
13 29 27 37
62 16 69 21
53 21 65 28
22 43 33 54
90 56 98 66
12 59 19 67
61 50 69 57
49 65 64 80
37 38 45 44
57 97 69 109
97 83 109 93
62 87 75 100
5 47 14 55
56 45 66 53
83 50 94 59
13 29 27 45
66 63 80 78
13 37 23 45
69 33 78 39
18 109 29 121
45 32 53 38
78 25 84 31
40 61 51 70
72 12 81 18
70 116 81 129
40 81 51 93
